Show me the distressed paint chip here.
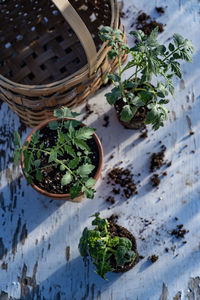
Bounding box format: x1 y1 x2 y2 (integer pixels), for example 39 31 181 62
12 216 21 256
65 246 70 262
20 224 28 245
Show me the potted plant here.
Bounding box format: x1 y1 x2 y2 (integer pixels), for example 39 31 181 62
13 107 103 201
99 26 194 130
78 213 138 279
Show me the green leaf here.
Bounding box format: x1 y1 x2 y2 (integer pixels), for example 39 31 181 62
157 91 165 98
70 182 81 199
48 121 59 130
129 30 146 42
48 149 57 163
23 150 33 172
173 33 185 47
54 107 79 119
36 169 42 182
85 178 96 188
74 139 90 152
78 227 89 257
105 87 121 105
138 91 153 103
75 127 95 140
27 175 33 185
173 53 181 59
68 157 80 169
82 186 95 199
158 99 169 105
34 159 41 168
77 164 95 177
171 61 181 78
13 149 21 167
61 172 73 186
128 94 145 107
168 43 175 51
146 106 159 124
156 45 166 55
13 131 21 148
120 105 133 122
31 130 40 145
169 84 175 96
107 49 118 59
107 74 121 82
64 145 76 158
147 27 159 47
57 130 65 143
64 120 81 129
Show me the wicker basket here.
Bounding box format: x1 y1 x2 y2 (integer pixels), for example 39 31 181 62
0 0 127 127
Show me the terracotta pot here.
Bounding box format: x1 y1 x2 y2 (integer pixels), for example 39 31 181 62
21 118 103 202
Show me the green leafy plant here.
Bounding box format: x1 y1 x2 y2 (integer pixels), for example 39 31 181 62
78 213 137 279
14 107 97 199
99 26 194 130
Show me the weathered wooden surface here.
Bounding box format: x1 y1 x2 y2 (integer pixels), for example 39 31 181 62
0 0 200 299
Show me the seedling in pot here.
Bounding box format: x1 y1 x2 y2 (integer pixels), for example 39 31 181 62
99 26 194 130
13 107 100 200
79 212 138 279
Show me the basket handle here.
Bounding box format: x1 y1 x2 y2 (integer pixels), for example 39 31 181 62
52 0 97 76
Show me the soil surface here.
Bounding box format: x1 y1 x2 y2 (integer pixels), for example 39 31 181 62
107 168 137 198
140 128 148 138
150 145 166 172
30 124 99 194
134 12 164 35
107 215 139 272
171 224 189 239
155 7 165 14
151 174 160 187
149 254 159 263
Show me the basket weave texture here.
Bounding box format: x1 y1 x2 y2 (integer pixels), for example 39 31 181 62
0 0 127 127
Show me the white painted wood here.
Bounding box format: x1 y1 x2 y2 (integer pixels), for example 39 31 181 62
0 0 200 299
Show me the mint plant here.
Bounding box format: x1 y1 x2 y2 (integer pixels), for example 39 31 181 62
99 26 194 130
14 107 97 199
78 213 137 279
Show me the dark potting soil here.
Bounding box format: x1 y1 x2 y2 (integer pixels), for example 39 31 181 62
151 174 160 187
155 7 165 14
150 145 166 172
149 254 159 263
171 224 189 239
140 128 148 138
134 12 164 35
107 215 139 272
31 125 99 194
106 196 115 204
108 168 137 199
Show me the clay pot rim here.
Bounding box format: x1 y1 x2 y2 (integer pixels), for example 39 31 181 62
21 117 103 200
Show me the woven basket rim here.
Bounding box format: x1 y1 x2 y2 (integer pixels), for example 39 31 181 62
0 0 118 92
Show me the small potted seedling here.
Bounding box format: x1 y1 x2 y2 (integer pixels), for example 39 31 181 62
13 107 103 201
99 26 194 130
78 213 138 279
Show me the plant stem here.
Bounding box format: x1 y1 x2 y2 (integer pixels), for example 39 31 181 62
163 45 182 62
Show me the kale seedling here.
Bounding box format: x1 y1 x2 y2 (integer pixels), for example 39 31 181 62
99 26 194 130
78 213 137 279
14 107 97 199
